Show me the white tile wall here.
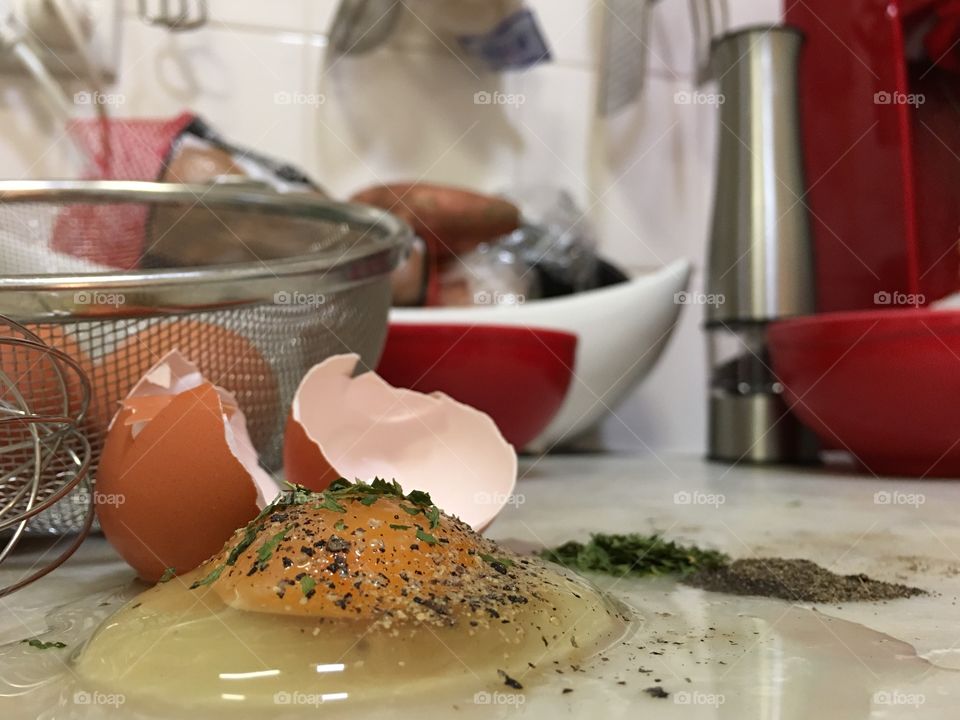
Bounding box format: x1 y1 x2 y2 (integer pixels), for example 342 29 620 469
0 0 780 454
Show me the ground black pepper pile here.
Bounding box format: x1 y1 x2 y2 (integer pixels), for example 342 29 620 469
684 558 925 603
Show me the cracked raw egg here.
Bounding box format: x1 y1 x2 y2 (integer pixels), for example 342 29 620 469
74 481 631 714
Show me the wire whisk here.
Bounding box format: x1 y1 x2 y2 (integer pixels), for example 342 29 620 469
0 317 93 599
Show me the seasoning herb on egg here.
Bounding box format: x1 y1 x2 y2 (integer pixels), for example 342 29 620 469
415 528 437 545
299 576 317 598
21 638 67 650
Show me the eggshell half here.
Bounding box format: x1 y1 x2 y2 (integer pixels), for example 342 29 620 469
284 354 517 531
96 351 279 582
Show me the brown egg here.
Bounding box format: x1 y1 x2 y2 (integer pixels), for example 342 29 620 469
282 407 340 493
94 320 277 448
96 379 268 583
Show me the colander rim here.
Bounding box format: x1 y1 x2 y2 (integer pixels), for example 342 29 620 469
0 180 411 318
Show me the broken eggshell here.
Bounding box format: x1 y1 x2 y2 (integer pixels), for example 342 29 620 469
284 354 517 531
96 350 279 583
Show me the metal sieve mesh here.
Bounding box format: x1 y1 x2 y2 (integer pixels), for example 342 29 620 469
0 181 410 534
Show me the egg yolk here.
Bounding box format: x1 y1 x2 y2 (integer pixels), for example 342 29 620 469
206 489 540 625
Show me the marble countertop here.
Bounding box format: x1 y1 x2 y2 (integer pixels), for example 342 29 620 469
4 454 960 718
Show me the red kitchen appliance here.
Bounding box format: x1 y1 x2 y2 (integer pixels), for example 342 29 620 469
785 0 960 311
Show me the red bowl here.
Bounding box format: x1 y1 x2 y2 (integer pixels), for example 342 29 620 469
768 308 960 477
376 324 577 449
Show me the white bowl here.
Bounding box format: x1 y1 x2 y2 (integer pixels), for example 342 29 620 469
390 259 691 450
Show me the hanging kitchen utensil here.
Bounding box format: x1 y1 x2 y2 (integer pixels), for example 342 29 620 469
597 0 729 116
328 0 403 55
689 0 729 85
137 0 208 32
598 0 653 116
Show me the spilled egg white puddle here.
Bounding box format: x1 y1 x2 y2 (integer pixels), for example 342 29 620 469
2 573 959 719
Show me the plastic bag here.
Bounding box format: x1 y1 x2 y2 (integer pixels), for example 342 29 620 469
447 186 602 306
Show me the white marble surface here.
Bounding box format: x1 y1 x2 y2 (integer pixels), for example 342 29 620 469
4 454 960 718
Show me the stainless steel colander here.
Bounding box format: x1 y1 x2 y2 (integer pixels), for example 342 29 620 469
0 180 410 533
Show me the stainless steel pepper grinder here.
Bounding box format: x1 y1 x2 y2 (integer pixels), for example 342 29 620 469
705 25 818 464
